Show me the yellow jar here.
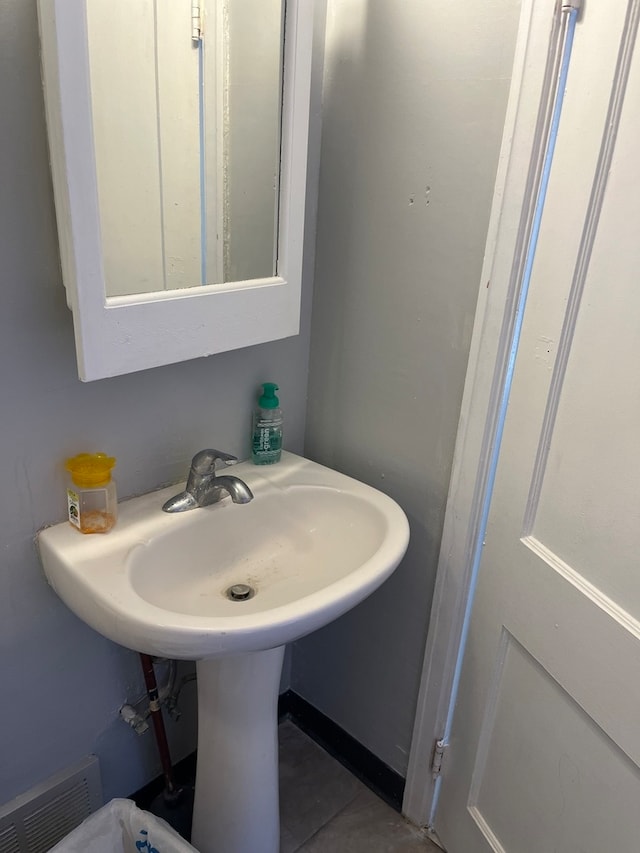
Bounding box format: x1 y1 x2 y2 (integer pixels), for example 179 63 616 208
65 453 117 533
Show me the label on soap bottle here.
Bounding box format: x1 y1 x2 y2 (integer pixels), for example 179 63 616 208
252 416 282 464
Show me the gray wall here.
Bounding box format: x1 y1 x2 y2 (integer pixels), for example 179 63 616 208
293 0 519 775
0 0 323 805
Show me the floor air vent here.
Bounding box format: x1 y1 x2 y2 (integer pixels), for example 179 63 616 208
0 756 102 853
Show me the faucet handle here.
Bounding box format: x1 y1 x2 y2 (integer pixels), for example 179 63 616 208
191 449 238 474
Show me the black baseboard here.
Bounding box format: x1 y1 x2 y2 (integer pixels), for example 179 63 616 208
278 690 406 811
132 690 405 821
132 751 197 812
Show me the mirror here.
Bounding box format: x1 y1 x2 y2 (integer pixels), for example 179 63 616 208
38 0 313 380
87 0 284 297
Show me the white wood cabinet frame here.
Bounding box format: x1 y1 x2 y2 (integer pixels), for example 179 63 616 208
38 0 314 380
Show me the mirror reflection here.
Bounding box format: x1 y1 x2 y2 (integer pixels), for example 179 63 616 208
86 0 284 298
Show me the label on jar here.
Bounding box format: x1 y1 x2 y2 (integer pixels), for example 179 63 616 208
67 488 81 529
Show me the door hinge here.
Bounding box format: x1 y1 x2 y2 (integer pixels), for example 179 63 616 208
192 1 203 42
431 738 449 778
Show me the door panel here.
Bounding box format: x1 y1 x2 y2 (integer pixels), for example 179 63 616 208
471 632 640 853
531 123 640 610
435 1 640 850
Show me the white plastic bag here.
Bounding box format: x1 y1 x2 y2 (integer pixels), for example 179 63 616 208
48 798 198 853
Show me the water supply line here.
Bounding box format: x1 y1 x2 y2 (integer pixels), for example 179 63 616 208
139 653 182 804
428 0 582 828
120 658 196 734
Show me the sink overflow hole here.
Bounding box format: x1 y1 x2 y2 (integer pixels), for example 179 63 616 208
226 583 255 601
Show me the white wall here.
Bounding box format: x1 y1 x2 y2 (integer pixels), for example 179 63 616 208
0 0 323 806
294 0 520 775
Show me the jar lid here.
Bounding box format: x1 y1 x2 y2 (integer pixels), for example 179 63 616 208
65 453 116 487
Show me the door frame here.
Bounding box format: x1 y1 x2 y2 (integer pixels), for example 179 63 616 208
402 0 580 828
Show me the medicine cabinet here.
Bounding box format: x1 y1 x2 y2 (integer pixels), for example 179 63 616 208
38 0 313 380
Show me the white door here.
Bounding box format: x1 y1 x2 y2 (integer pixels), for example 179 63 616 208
434 1 640 851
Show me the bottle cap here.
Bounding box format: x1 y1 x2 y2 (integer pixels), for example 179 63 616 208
258 382 280 409
65 453 116 487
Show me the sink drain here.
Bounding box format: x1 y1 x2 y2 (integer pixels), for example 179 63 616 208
226 583 255 601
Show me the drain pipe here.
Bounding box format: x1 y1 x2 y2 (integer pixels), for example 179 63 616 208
139 653 182 804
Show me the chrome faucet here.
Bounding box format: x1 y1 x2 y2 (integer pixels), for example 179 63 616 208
162 449 254 513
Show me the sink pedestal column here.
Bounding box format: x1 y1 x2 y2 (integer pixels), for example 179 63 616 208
191 646 285 853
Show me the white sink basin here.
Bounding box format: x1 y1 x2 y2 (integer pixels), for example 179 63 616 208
38 451 409 853
38 452 409 659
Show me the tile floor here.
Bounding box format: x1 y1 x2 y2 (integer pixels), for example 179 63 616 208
278 721 442 852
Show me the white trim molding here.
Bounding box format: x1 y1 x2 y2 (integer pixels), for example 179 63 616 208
402 0 573 826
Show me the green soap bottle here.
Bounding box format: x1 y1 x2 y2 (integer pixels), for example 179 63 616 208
251 382 283 465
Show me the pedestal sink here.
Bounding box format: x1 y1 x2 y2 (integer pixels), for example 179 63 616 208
38 452 409 853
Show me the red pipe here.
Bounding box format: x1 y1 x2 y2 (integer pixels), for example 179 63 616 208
139 653 178 800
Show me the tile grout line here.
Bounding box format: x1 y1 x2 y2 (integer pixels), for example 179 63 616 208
293 787 366 852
